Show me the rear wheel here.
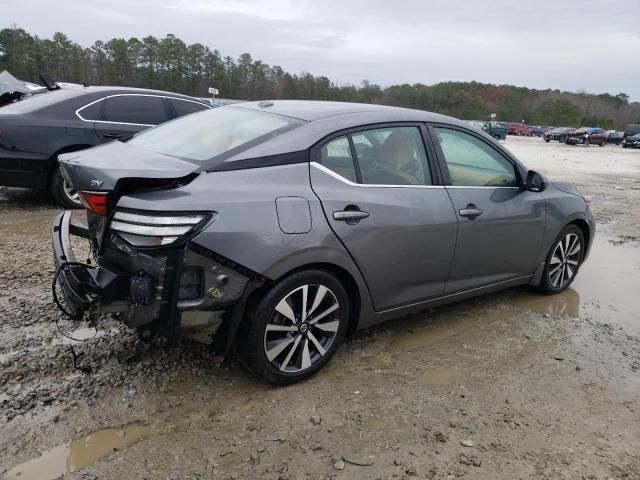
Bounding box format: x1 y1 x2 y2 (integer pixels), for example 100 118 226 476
49 165 82 209
537 225 584 294
599 139 606 147
237 270 349 385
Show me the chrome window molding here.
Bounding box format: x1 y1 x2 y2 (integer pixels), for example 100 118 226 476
75 94 210 127
446 185 521 190
311 162 445 189
311 162 519 190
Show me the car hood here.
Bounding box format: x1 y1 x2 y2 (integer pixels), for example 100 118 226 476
58 141 201 191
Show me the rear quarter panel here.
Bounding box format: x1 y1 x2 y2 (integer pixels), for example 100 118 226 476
117 163 377 326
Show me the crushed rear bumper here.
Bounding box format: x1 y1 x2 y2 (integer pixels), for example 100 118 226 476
52 211 124 319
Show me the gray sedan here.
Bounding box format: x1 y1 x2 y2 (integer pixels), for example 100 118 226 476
52 101 594 384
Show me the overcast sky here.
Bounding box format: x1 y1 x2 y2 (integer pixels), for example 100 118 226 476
5 0 640 99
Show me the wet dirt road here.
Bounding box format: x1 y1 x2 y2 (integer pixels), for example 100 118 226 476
1 137 639 479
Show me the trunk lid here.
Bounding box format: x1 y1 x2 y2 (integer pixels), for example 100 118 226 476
58 140 200 191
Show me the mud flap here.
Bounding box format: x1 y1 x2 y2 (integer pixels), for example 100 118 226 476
529 261 546 287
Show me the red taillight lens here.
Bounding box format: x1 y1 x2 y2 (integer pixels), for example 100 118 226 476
78 192 109 216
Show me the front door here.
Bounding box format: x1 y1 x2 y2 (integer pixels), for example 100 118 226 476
310 125 458 311
429 125 546 294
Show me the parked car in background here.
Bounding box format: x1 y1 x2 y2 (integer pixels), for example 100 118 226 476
0 86 211 207
544 127 575 143
507 122 532 136
52 101 594 384
530 126 546 137
565 127 607 147
622 133 640 149
623 124 640 139
607 131 624 145
482 121 508 140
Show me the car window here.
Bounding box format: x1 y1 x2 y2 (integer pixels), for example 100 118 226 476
434 127 518 187
102 95 167 125
127 107 301 162
171 99 209 118
352 126 431 186
78 99 103 121
319 136 358 183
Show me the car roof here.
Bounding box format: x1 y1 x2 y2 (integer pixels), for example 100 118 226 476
231 100 455 123
221 100 504 164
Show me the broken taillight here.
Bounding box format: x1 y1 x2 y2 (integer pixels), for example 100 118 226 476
78 192 109 216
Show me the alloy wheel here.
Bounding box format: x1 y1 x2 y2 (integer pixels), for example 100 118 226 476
263 284 341 373
548 233 581 289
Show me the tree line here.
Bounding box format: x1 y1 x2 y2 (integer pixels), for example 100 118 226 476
1 26 638 129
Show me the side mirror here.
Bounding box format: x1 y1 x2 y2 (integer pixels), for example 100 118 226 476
526 170 547 192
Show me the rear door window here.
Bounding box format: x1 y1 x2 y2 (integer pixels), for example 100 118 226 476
102 95 168 125
319 136 358 183
352 126 432 186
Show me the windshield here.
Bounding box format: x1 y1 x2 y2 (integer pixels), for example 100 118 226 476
574 127 589 133
127 106 302 162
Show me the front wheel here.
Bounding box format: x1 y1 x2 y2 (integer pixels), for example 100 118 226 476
237 270 349 385
49 165 82 209
537 225 584 294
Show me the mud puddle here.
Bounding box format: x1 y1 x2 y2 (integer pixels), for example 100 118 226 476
5 422 150 480
418 367 464 386
514 234 640 332
388 234 640 352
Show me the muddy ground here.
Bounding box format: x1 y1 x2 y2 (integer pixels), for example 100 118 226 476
1 136 639 480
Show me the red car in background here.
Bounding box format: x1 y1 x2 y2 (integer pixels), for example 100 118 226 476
507 123 533 136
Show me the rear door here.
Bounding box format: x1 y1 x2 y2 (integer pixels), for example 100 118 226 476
93 94 169 142
429 125 546 294
310 124 458 311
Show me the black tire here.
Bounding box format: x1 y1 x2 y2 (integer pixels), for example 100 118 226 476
537 225 585 294
599 139 606 147
584 138 590 147
544 138 550 143
49 164 82 209
236 269 349 385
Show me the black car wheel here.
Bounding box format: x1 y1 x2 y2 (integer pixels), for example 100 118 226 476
537 225 584 294
237 270 349 385
50 165 82 209
544 138 550 142
599 139 606 147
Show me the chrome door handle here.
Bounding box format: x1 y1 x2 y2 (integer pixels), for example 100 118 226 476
459 207 483 218
333 210 370 221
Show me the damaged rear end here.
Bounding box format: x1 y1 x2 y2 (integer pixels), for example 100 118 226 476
51 141 252 349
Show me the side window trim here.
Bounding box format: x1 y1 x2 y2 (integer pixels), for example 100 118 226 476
75 98 106 122
346 135 363 183
76 94 204 127
312 122 444 187
425 123 523 188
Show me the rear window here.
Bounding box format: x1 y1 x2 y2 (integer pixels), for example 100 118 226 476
0 89 81 114
126 107 302 162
